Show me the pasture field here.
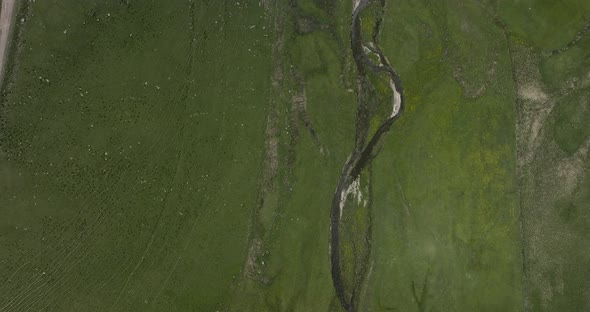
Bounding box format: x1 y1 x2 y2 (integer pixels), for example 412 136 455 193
0 1 272 310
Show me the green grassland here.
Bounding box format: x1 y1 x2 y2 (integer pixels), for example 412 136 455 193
1 1 272 310
497 0 590 311
0 0 588 311
364 1 522 310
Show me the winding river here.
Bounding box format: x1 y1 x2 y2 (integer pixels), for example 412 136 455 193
329 0 405 310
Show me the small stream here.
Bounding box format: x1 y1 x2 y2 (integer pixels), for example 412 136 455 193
329 0 405 311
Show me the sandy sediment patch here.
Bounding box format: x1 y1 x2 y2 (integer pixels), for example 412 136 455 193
0 0 17 88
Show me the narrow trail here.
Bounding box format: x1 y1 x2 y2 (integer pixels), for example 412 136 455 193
329 0 405 311
0 0 17 88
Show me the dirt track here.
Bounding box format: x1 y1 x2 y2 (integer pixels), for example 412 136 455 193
0 0 17 87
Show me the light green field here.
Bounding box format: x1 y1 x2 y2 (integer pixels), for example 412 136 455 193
359 1 523 310
498 1 590 311
0 0 588 311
